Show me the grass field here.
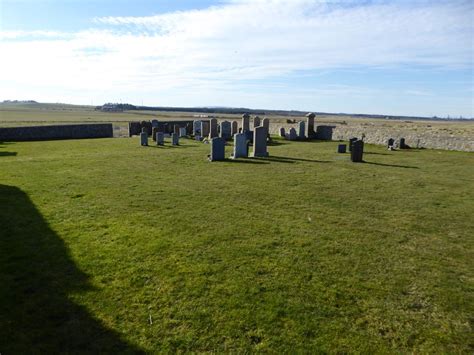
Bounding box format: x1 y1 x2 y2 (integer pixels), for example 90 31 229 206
0 136 473 352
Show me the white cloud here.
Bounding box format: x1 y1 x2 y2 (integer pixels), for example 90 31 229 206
0 0 472 114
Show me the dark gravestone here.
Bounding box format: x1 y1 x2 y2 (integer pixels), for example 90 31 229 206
387 138 394 148
220 121 232 140
209 118 218 138
306 112 316 139
171 133 179 146
279 127 286 137
337 144 347 153
231 121 238 136
351 140 364 162
201 121 210 138
141 121 152 135
252 126 269 157
242 113 250 132
400 138 407 149
253 116 261 128
140 131 148 146
152 127 158 141
349 137 358 152
209 137 225 161
156 132 164 145
128 121 142 136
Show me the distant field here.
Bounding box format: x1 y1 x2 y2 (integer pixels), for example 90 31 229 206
1 137 473 352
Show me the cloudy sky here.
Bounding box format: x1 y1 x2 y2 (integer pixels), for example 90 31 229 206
1 0 473 117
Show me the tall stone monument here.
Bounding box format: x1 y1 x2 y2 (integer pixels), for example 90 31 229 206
306 112 316 139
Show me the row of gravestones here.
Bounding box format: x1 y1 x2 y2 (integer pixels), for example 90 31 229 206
388 137 409 150
335 137 364 162
279 112 316 141
140 128 180 146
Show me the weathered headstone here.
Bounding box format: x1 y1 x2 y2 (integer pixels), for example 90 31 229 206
252 126 269 157
337 144 347 153
220 121 232 140
231 121 238 136
349 137 358 152
400 138 407 149
209 137 225 161
156 132 164 145
209 118 218 138
286 128 297 140
140 130 148 146
179 127 187 137
387 138 394 147
253 116 261 128
279 127 286 137
152 127 158 141
298 121 306 139
232 133 248 159
201 121 210 138
306 112 315 138
151 119 159 128
351 140 364 162
262 118 270 134
193 120 201 136
171 133 179 146
242 113 250 132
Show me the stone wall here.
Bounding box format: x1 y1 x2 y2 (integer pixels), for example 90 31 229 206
0 124 113 142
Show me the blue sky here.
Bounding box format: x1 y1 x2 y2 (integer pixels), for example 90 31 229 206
1 0 473 117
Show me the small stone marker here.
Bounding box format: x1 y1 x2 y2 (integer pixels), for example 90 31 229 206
232 133 248 159
140 131 148 146
306 112 315 138
351 140 364 162
253 116 261 128
179 127 187 137
286 128 297 140
231 121 238 136
242 113 250 132
209 137 225 161
349 137 358 152
201 121 210 138
209 118 218 139
298 121 306 139
156 132 164 145
337 144 347 153
171 133 179 146
220 121 232 140
252 126 269 157
279 127 286 137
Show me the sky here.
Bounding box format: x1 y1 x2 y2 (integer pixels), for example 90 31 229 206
1 0 473 117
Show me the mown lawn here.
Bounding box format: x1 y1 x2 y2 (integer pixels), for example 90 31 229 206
0 137 473 353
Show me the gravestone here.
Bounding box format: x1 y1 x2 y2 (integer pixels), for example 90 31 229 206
141 121 152 135
337 144 347 153
209 137 225 161
201 121 210 138
400 138 407 149
231 121 238 136
351 140 364 162
242 113 250 132
387 138 394 147
253 116 261 128
209 118 218 138
252 126 269 157
232 133 248 159
262 118 270 134
140 130 148 146
151 119 159 128
279 127 286 137
156 132 164 145
306 112 315 138
179 127 187 137
349 137 358 152
286 128 297 140
193 120 201 136
171 133 179 146
220 121 232 140
298 121 306 139
152 127 158 141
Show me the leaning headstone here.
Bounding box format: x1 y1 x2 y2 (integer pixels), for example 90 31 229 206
252 126 269 157
349 137 358 152
306 112 316 138
351 140 364 162
201 121 210 138
220 121 232 140
152 127 159 141
279 127 286 137
337 144 347 153
286 128 297 140
140 130 148 146
209 118 218 138
209 137 225 161
253 116 261 128
171 133 179 146
232 133 248 159
179 127 187 137
231 121 238 136
242 113 250 132
156 132 165 145
298 121 306 139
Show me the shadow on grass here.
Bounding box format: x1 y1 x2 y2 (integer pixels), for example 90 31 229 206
265 155 332 164
0 185 143 353
0 151 17 157
364 161 419 169
224 158 269 164
365 152 390 156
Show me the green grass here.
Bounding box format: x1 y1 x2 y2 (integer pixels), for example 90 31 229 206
0 137 473 353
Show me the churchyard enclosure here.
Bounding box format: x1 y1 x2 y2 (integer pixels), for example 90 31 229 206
1 136 473 352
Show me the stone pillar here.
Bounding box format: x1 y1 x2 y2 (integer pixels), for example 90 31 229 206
306 112 315 139
252 126 269 157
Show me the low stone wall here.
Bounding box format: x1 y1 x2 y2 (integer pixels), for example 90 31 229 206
0 124 113 142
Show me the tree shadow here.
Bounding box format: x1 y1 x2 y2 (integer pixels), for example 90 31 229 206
363 161 419 169
0 184 144 353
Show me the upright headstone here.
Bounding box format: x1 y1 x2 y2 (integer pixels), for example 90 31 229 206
179 127 187 137
387 138 394 147
252 126 269 157
286 128 297 140
351 140 364 162
209 118 218 138
152 127 159 141
220 121 232 140
242 113 250 132
262 118 270 134
337 144 347 153
151 119 159 128
400 138 407 149
193 120 201 136
140 129 148 146
171 133 179 146
253 116 261 128
231 121 238 136
232 133 248 159
349 137 358 152
156 132 164 145
298 121 306 139
306 112 316 138
279 127 286 137
201 121 210 138
209 137 225 161
173 125 180 136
